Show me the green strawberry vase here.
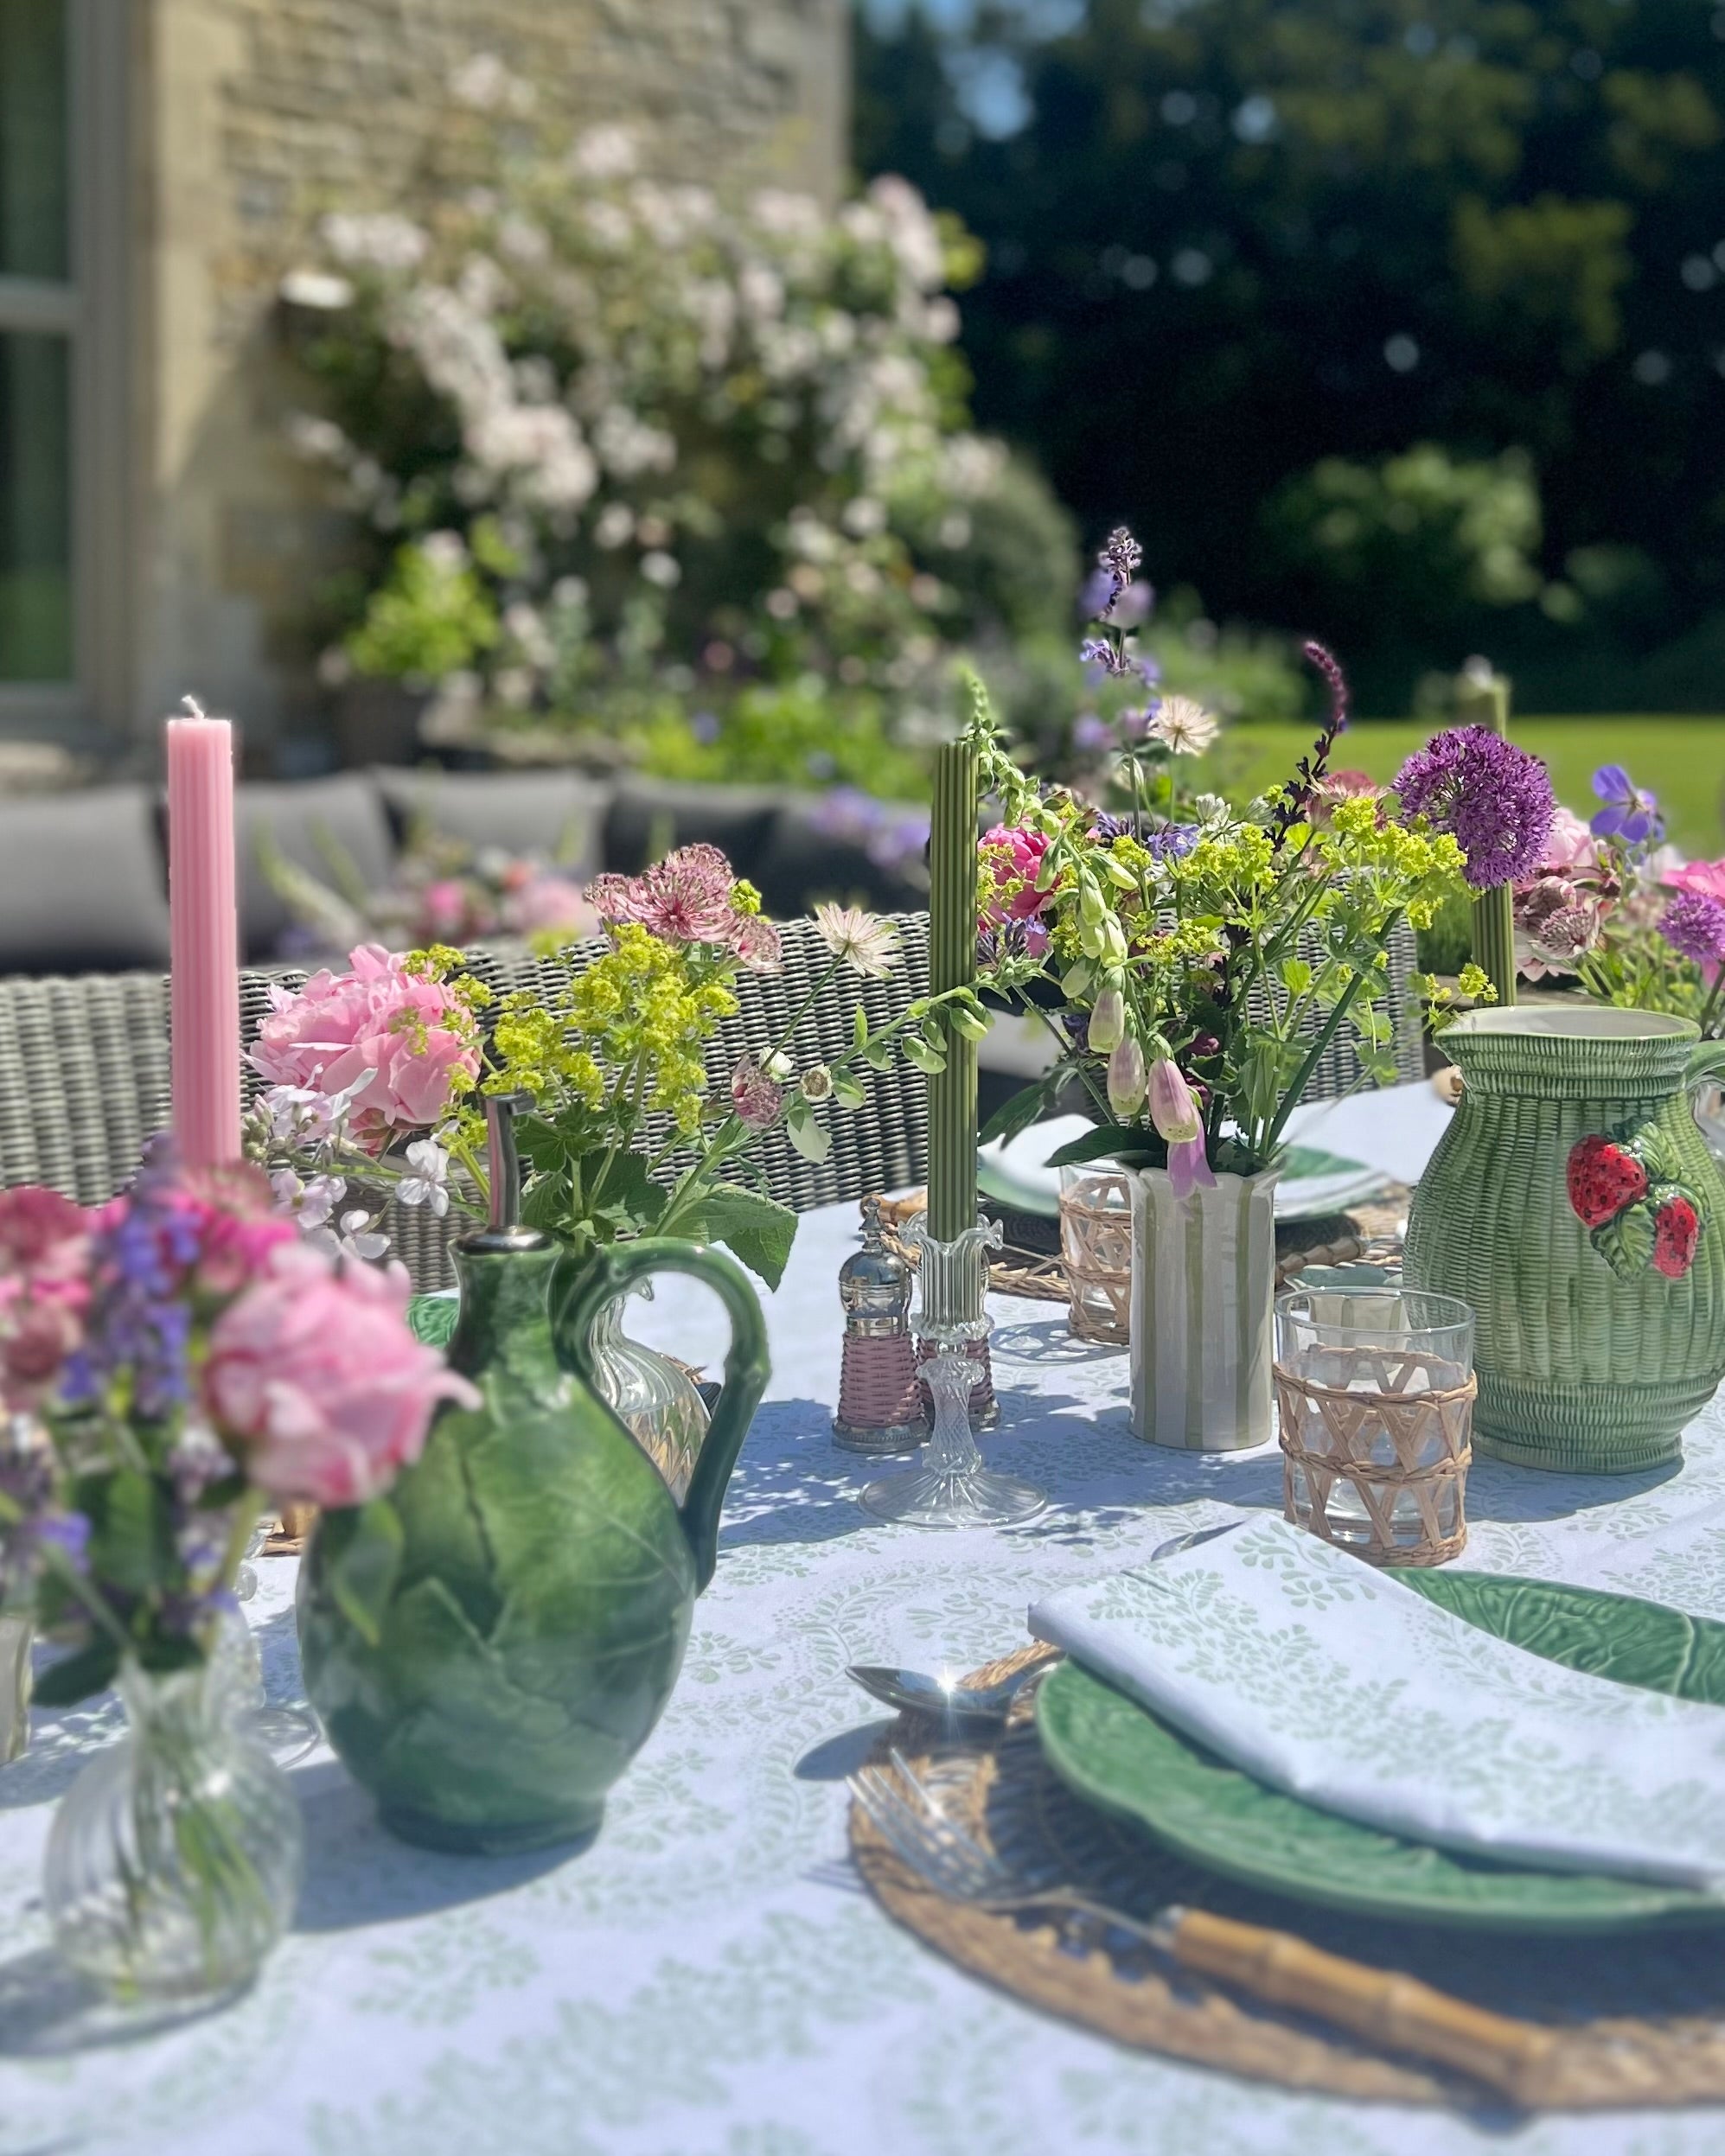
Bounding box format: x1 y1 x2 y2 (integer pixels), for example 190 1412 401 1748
1406 1008 1725 1473
297 1190 770 1853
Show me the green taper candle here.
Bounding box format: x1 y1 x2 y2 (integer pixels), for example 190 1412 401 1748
927 738 979 1241
1459 670 1517 1007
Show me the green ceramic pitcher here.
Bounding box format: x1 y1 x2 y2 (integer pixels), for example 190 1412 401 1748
1405 1007 1725 1473
297 1111 770 1853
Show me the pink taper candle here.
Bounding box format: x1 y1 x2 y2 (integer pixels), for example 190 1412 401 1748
167 697 242 1168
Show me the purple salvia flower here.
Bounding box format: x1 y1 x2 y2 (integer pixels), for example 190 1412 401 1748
1078 637 1137 678
1393 725 1557 890
1659 890 1725 966
1271 641 1353 842
1088 812 1134 842
1147 825 1199 861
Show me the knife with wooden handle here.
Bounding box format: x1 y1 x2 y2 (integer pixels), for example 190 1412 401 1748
1153 1904 1560 2105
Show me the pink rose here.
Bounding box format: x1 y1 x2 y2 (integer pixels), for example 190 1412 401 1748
249 945 480 1151
979 826 1054 925
202 1243 478 1508
1666 857 1725 905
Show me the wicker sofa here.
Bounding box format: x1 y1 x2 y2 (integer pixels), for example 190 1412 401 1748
0 767 924 979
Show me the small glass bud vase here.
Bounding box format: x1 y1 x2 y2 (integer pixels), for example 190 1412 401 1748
834 1198 927 1454
1058 1164 1132 1346
0 1610 30 1764
44 1656 303 2005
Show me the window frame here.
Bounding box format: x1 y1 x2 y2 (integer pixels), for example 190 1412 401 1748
0 0 131 744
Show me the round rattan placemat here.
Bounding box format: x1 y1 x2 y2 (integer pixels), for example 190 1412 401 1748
849 1646 1725 2112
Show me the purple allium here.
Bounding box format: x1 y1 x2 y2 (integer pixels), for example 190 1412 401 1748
1590 764 1663 846
1658 890 1725 966
1393 725 1557 890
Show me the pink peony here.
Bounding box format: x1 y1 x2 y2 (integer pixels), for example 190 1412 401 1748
249 945 480 1152
202 1242 477 1508
1666 857 1725 905
979 826 1054 925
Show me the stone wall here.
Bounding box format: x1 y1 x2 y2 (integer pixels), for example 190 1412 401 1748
133 0 849 763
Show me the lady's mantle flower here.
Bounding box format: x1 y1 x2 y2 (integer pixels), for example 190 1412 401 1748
1393 726 1556 890
1658 890 1725 966
813 903 899 979
1145 696 1218 756
1590 765 1662 846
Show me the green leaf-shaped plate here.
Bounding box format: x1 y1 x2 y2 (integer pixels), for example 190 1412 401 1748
1036 1570 1725 1932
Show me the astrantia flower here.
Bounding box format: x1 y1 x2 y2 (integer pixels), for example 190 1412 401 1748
1590 766 1662 846
813 902 900 979
730 1057 784 1133
1393 726 1556 890
1514 876 1605 978
591 844 738 947
1658 890 1725 966
1145 696 1218 757
730 913 783 973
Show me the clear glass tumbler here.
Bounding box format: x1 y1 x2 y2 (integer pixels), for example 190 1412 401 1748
1275 1285 1476 1566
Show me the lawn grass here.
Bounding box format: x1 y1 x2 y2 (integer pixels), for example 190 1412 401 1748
1189 716 1725 858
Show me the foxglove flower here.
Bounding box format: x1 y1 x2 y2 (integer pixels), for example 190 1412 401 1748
1088 987 1126 1053
1148 1059 1217 1202
1107 1036 1147 1119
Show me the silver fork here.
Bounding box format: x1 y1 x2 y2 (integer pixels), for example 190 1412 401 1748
850 1748 1176 1950
849 1750 1562 2105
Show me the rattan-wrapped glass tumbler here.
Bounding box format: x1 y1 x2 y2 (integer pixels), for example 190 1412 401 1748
1058 1165 1132 1345
1275 1286 1476 1567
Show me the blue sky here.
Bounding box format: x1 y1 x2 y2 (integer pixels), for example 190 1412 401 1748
861 0 1089 136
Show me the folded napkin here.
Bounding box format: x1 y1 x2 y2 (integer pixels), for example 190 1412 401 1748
1030 1515 1725 1891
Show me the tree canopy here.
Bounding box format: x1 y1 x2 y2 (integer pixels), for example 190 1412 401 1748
857 0 1725 709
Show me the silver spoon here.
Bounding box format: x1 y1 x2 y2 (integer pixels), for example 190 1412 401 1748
846 1661 1043 1724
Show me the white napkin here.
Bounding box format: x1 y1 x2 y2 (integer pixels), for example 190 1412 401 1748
1030 1515 1725 1891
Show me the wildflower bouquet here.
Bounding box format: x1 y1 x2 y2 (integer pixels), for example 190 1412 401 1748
254 846 984 1289
1512 762 1725 1041
970 552 1514 1181
0 1151 471 1706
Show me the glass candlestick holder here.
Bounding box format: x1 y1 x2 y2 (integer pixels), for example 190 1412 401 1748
859 1220 1045 1528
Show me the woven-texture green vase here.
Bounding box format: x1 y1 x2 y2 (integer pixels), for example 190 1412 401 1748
1405 1009 1725 1473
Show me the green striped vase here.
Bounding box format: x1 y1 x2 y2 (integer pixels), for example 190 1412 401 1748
1128 1165 1283 1451
1405 1008 1725 1473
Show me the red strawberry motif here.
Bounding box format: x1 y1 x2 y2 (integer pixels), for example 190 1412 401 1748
1566 1135 1648 1228
1653 1195 1701 1279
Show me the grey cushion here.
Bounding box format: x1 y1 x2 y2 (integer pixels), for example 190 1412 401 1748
0 786 173 973
370 766 610 873
234 775 395 961
603 777 783 884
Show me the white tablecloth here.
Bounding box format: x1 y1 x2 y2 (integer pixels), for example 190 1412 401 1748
5 1139 1725 2153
